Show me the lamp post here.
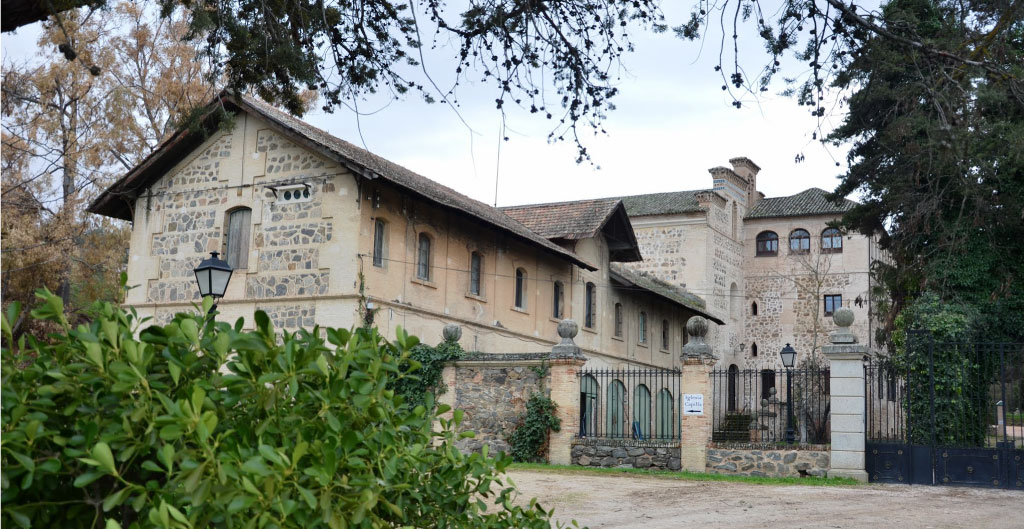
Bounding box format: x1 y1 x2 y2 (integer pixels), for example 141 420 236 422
780 343 797 444
193 251 233 313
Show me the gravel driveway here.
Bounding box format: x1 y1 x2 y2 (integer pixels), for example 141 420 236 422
506 469 1024 529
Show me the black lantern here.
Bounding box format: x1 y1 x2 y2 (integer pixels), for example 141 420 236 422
779 343 797 444
780 343 797 369
194 251 233 311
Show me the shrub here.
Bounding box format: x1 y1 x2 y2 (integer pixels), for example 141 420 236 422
508 394 561 463
1 291 570 529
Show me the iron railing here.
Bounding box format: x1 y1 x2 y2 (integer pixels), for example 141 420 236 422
710 367 831 445
576 368 681 441
865 358 907 442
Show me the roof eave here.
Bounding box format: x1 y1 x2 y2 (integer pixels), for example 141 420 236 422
608 269 725 325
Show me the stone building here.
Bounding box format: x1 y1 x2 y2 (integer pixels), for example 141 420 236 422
87 92 721 369
509 159 880 371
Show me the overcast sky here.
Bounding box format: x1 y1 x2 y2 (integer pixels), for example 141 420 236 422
2 2 856 208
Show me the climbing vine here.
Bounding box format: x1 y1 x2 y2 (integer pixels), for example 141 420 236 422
391 340 465 410
508 393 561 463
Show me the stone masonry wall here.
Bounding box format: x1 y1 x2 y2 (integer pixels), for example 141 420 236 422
571 441 681 470
451 365 544 455
706 447 830 477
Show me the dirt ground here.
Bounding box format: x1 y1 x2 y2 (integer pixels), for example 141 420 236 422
505 469 1024 529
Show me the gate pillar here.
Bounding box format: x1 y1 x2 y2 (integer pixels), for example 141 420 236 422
822 307 869 482
548 320 588 465
680 317 718 473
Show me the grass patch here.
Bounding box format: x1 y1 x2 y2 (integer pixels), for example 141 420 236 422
508 462 861 487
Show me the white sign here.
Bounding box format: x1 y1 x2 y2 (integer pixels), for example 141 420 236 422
683 394 704 416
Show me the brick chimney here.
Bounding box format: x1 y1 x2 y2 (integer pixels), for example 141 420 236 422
729 157 761 209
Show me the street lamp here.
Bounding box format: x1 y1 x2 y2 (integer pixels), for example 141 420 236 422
780 343 797 444
194 251 233 313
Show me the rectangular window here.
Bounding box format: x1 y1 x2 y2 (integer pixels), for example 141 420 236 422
553 281 563 319
372 219 386 267
824 294 842 316
614 304 623 337
469 252 482 295
638 312 647 344
225 208 252 269
585 283 596 328
514 269 526 309
661 320 669 350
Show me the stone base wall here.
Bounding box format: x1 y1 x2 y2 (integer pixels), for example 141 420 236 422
571 441 681 470
706 447 830 477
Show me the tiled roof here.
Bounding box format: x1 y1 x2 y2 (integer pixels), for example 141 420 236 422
617 189 712 217
745 187 857 219
88 92 596 271
500 198 623 240
608 264 725 325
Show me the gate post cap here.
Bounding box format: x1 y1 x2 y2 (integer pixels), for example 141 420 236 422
553 319 583 356
442 323 462 343
830 307 857 344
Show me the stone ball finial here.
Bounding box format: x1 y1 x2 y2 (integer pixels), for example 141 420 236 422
686 316 709 343
557 319 579 340
442 323 462 343
833 306 855 328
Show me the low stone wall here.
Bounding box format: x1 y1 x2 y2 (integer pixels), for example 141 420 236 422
571 440 681 470
706 446 830 477
450 361 544 455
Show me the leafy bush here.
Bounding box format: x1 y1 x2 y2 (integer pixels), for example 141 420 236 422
508 394 561 463
390 340 464 410
1 291 571 529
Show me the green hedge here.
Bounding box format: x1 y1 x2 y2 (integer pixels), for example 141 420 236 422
1 291 572 529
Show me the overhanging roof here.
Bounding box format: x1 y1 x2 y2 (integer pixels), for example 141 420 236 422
88 91 596 271
501 198 642 262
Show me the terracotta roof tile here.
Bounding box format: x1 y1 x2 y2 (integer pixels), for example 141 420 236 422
500 198 623 239
617 189 711 216
745 187 857 219
609 263 724 325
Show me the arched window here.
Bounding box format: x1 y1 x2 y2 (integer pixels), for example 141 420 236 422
416 233 432 280
661 319 670 350
614 303 623 337
585 282 596 328
372 218 388 268
469 251 482 295
789 229 810 253
761 369 776 400
580 375 600 437
756 231 778 256
633 384 651 439
638 311 647 344
728 364 739 412
514 268 526 309
655 389 674 439
224 207 252 269
751 301 758 316
751 342 758 357
606 380 626 437
822 227 843 253
552 280 564 318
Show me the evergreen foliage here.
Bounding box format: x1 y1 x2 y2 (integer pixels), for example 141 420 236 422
0 291 569 529
508 393 561 463
390 339 465 410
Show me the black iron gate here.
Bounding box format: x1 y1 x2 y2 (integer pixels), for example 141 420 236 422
866 334 1024 489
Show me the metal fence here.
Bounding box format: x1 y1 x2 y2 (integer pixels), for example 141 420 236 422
577 368 681 441
865 358 907 441
710 367 831 445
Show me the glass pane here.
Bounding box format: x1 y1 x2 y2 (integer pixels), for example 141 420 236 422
195 268 211 297
211 269 231 296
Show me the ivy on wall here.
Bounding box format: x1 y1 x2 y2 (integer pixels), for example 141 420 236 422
508 393 561 463
390 340 465 410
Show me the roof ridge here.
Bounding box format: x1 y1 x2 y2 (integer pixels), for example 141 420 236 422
500 196 623 210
